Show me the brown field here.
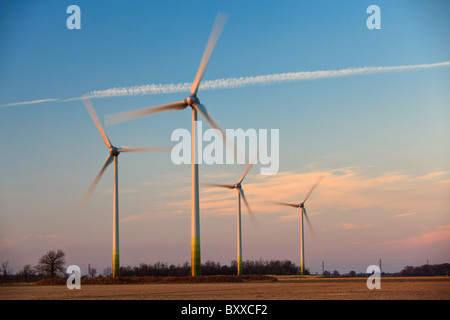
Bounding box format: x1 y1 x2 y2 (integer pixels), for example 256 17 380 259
1 276 449 300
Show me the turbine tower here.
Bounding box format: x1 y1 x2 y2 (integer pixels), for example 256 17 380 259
80 95 165 278
273 175 323 275
104 12 229 276
204 162 258 275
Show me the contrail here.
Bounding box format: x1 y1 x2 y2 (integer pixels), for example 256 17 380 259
87 61 450 98
0 98 59 108
2 61 449 107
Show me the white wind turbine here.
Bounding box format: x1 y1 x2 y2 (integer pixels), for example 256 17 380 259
203 162 258 276
80 95 165 278
273 175 323 275
104 12 229 276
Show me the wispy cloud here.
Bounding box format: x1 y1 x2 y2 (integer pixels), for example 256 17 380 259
101 188 141 196
411 171 448 182
337 223 374 230
3 61 449 107
22 233 60 241
394 212 417 218
120 213 148 223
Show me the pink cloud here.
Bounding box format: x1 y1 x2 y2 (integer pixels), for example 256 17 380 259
337 223 374 230
411 171 448 182
21 234 60 241
394 212 417 218
0 237 16 251
223 168 448 216
378 225 450 252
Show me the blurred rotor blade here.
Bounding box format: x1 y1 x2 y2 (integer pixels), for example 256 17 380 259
201 183 235 189
79 155 114 210
193 103 222 133
238 149 260 184
239 188 258 228
104 100 188 126
191 11 228 96
194 102 247 170
82 95 111 148
118 146 171 153
238 162 254 185
193 102 245 168
271 201 299 208
302 174 324 204
302 206 316 238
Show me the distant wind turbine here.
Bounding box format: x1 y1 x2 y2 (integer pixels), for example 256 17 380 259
273 175 323 275
203 161 258 276
79 95 166 278
104 12 229 276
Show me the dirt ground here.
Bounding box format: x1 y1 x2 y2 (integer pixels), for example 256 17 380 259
1 276 449 300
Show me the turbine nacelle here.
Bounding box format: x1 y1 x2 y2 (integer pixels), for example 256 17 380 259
109 146 120 157
186 95 200 108
235 183 242 189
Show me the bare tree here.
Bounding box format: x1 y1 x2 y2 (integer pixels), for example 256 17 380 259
34 249 66 278
20 264 34 281
102 267 112 277
89 267 97 278
1 261 12 280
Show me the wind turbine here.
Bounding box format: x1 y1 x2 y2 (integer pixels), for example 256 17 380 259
80 95 165 278
273 175 323 275
104 12 229 276
203 162 258 276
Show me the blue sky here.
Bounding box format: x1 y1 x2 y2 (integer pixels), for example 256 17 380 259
1 0 449 274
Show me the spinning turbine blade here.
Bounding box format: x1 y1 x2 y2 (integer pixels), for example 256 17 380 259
194 102 245 170
238 150 259 184
302 206 316 238
238 163 253 184
193 103 222 133
104 100 188 126
202 183 235 189
79 155 114 209
272 201 299 208
191 11 229 96
193 102 244 166
239 188 258 227
302 175 324 204
82 95 111 148
118 146 170 153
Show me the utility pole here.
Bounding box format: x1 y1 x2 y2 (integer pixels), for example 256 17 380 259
379 259 382 274
322 261 324 274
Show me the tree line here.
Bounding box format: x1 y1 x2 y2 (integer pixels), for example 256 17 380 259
398 263 450 277
118 259 303 278
1 249 449 282
0 249 307 282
